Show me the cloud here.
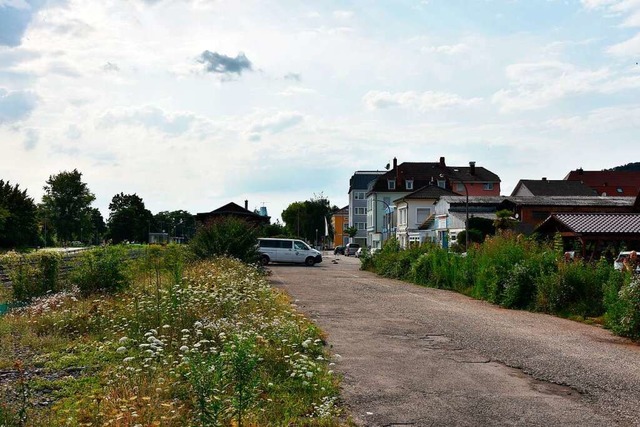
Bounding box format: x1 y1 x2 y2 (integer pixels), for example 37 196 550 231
278 86 316 97
0 0 50 47
546 105 640 133
196 50 253 76
491 61 619 112
284 72 301 81
102 62 120 72
98 105 205 136
23 128 38 150
0 87 37 124
422 43 470 55
333 10 354 20
363 90 481 112
246 111 304 140
608 32 640 55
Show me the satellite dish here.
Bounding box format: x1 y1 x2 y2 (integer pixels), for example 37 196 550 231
385 163 390 170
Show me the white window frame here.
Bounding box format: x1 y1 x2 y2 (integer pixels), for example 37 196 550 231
483 183 494 191
355 207 366 215
354 191 365 200
356 222 366 230
437 179 446 189
406 180 414 190
388 180 396 190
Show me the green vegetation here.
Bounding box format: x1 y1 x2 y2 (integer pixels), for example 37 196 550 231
190 217 261 264
0 180 39 249
362 234 640 339
0 246 343 426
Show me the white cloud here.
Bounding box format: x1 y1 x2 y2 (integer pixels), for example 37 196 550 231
0 88 38 124
333 10 354 20
491 61 640 112
422 43 470 55
363 90 481 112
98 105 212 136
246 111 304 140
277 86 316 97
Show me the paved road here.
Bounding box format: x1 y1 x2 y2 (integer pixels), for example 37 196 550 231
269 255 640 427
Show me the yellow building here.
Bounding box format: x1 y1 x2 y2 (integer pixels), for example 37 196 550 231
331 206 349 248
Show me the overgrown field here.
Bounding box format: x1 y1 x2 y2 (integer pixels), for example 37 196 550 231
361 234 640 339
0 246 343 426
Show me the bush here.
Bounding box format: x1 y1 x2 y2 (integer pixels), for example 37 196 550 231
1 251 62 302
607 275 640 339
71 246 130 295
190 217 260 264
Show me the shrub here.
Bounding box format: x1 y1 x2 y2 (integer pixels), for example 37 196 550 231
190 217 260 264
1 251 62 302
608 275 640 339
70 246 130 295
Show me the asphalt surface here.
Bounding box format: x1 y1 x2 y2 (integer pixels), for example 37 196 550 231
268 254 640 427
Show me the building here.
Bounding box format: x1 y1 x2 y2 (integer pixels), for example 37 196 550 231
565 168 640 197
501 196 637 234
348 171 385 247
535 213 640 259
195 201 270 228
511 179 597 197
393 185 457 248
365 157 501 250
331 206 349 248
429 196 506 249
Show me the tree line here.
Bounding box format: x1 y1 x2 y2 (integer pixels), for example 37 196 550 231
0 169 195 249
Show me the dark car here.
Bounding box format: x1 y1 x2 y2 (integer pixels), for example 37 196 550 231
334 246 345 255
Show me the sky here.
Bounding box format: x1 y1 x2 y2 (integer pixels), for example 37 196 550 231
1 0 640 224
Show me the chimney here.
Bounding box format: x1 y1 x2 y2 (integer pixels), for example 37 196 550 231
469 161 476 175
394 157 399 182
244 199 248 210
542 177 547 181
439 156 446 167
393 157 397 170
577 168 584 175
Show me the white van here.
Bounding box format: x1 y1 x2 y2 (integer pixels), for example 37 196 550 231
258 238 323 266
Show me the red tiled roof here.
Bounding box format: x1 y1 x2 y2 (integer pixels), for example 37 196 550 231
565 170 640 197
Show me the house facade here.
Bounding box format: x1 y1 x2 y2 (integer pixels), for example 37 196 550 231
348 171 385 247
366 157 501 249
394 185 457 248
331 206 349 248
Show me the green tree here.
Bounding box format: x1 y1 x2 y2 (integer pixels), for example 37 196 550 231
344 225 358 239
494 209 517 232
281 194 336 244
153 210 196 241
107 193 153 243
0 180 38 248
41 169 96 244
86 207 106 245
190 217 259 263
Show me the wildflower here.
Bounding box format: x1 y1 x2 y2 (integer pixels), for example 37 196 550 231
179 346 189 352
116 346 127 354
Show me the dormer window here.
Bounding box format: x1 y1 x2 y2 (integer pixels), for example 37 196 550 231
388 179 396 190
406 180 414 190
437 179 446 189
617 188 623 193
483 183 494 190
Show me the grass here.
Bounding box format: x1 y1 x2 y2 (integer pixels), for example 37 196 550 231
0 249 344 426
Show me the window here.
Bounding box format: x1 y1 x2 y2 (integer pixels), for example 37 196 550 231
456 183 465 193
355 207 366 215
354 191 365 200
406 180 414 190
483 183 494 190
388 180 396 190
399 208 408 226
294 241 309 250
356 222 366 230
617 188 623 193
416 208 431 225
437 179 446 189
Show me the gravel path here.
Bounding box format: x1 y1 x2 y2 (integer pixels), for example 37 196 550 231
269 255 640 427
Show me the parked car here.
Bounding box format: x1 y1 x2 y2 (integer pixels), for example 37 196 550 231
258 238 323 266
345 243 360 256
334 246 345 255
614 251 639 272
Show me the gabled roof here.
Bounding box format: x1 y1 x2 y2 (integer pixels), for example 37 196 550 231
333 205 349 216
505 196 636 207
196 202 269 222
368 161 500 194
536 213 640 234
511 179 597 197
565 169 640 197
394 184 459 203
